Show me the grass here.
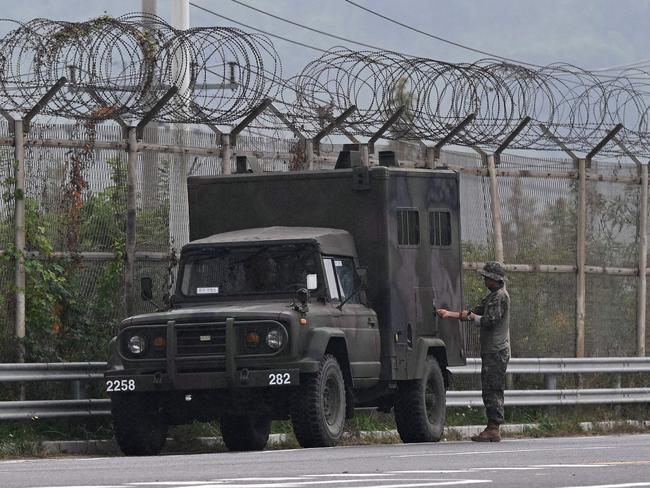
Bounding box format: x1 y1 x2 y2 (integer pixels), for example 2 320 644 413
2 405 650 458
0 417 115 459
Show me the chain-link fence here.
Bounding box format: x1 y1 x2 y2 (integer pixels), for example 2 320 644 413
0 123 648 365
440 149 645 358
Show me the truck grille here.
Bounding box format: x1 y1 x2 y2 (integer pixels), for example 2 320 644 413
176 322 226 356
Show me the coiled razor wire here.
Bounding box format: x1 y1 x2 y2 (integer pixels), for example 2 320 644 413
3 15 650 155
287 48 650 155
0 14 281 124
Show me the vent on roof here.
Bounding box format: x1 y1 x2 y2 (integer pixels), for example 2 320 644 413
335 150 361 169
235 155 262 174
378 151 398 167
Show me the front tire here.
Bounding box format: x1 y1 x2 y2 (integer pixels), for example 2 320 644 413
220 414 271 451
394 356 446 443
111 393 168 456
291 354 346 447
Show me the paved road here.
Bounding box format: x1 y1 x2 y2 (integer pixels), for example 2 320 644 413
2 434 650 488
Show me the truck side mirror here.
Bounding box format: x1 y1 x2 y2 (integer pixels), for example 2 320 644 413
140 277 153 301
296 288 310 305
306 273 318 290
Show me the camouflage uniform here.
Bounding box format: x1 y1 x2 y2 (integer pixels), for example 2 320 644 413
470 262 510 425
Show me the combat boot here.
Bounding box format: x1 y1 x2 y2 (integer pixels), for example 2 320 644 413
470 421 501 442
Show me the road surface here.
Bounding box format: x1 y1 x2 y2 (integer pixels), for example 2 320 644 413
2 434 650 488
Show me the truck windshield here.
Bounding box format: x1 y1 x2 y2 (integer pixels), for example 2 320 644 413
179 244 321 297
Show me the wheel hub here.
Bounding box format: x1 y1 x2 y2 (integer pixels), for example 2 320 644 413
323 376 342 426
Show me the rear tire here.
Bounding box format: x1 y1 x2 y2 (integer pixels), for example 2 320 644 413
394 356 446 443
220 414 271 451
111 393 168 456
291 354 346 447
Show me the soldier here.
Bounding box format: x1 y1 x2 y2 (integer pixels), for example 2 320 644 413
436 261 510 442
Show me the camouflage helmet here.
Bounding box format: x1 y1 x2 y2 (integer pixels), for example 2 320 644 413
478 261 507 282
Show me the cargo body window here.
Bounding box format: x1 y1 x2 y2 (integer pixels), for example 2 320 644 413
397 209 420 246
323 257 359 304
429 210 452 247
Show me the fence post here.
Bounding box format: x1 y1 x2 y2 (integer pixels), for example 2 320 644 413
305 139 314 170
576 157 587 358
487 117 531 263
3 77 67 369
125 126 138 316
221 134 231 175
486 154 504 263
638 163 648 356
578 123 623 358
428 113 476 169
360 143 369 167
312 105 357 158
368 106 405 159
13 119 25 365
169 125 189 273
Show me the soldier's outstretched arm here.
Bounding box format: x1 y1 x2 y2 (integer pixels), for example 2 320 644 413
437 308 469 320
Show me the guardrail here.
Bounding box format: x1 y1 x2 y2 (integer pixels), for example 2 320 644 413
1 358 649 419
0 362 110 420
0 362 107 382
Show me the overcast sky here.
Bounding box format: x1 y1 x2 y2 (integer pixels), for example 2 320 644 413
1 0 648 77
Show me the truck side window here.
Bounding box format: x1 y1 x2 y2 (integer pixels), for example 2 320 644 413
323 258 340 300
429 210 452 247
323 257 359 304
397 209 420 246
334 258 359 304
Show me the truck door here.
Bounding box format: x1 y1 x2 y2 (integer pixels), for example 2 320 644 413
323 256 381 381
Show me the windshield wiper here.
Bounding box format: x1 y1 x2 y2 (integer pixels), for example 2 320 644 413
337 286 361 310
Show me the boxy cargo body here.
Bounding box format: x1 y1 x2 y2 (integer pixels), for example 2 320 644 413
188 166 466 378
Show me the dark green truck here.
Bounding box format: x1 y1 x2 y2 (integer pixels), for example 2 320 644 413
105 166 466 455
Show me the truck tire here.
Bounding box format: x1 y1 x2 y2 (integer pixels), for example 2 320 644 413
111 393 168 456
394 356 446 443
290 354 346 448
220 414 271 451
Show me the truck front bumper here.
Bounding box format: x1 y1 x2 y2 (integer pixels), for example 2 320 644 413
105 367 300 392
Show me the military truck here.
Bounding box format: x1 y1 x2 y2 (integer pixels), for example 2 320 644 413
105 165 465 455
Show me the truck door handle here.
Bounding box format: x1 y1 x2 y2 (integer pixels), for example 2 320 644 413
368 317 377 327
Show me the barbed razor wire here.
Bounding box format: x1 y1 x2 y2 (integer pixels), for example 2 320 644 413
2 15 650 156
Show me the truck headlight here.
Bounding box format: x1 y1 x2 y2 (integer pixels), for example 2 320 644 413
265 329 284 350
128 335 147 354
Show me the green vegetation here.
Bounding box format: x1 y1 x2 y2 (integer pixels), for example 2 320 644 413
0 155 170 369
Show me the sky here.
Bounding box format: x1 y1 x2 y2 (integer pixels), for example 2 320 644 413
1 0 648 77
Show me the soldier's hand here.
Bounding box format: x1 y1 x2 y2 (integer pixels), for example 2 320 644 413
437 308 450 318
468 312 478 321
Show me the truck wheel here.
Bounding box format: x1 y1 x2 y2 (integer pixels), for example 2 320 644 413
220 414 271 451
111 393 168 456
394 356 446 443
290 354 346 448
